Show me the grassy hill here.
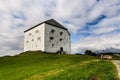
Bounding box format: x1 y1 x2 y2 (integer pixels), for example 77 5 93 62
0 51 118 80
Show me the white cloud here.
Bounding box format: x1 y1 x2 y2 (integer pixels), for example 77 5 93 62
65 23 80 34
92 26 117 34
0 0 120 56
72 33 120 53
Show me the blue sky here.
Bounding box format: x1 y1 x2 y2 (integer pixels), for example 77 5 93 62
0 0 120 56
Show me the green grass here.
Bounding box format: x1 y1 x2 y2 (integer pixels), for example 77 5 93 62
112 56 120 60
0 51 118 80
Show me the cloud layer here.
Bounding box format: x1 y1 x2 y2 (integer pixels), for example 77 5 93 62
0 0 120 56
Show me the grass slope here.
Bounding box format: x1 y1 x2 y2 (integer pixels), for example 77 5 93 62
0 51 118 80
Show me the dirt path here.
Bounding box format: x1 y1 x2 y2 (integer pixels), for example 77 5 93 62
112 60 120 79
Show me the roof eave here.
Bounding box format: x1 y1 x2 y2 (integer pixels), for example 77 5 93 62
24 22 44 33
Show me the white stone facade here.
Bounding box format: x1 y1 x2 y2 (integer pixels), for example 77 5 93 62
24 24 45 51
24 19 71 53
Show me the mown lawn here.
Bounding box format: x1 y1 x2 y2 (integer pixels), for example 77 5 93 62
0 51 118 80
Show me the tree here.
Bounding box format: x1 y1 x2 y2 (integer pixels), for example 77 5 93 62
84 50 96 56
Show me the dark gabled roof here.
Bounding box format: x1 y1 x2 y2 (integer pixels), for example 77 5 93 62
24 19 68 33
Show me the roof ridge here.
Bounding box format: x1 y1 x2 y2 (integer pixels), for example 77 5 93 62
24 19 68 32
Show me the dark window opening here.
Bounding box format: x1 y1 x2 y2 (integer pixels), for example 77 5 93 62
60 32 63 35
29 33 31 36
51 29 55 33
52 44 54 47
32 39 34 41
50 37 54 40
36 30 39 33
60 47 63 52
59 38 63 41
38 37 41 41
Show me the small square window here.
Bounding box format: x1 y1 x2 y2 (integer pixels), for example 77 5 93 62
32 39 34 41
26 41 29 43
52 44 54 47
50 37 54 40
38 37 41 41
59 38 63 41
36 30 39 33
29 33 31 36
51 30 55 33
60 32 63 35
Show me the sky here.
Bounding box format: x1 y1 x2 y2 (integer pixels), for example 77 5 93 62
0 0 120 56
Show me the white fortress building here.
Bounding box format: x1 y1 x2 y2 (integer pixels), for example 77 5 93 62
24 19 71 53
